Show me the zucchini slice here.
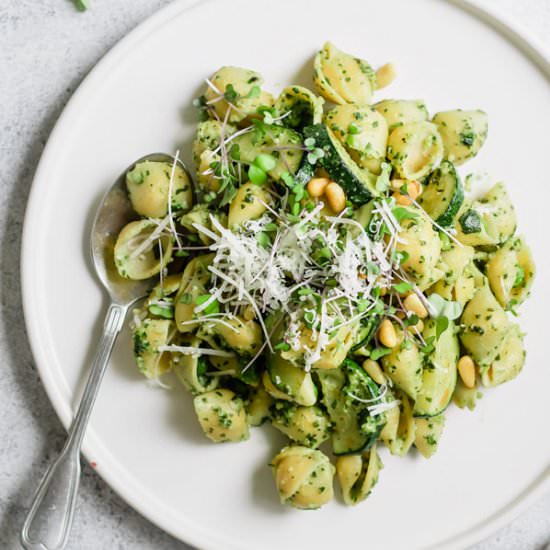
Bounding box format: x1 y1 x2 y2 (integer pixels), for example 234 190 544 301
293 157 315 186
418 160 464 227
303 124 378 204
318 360 386 455
351 315 380 352
414 319 459 417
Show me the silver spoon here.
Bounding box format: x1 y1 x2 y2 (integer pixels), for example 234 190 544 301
20 153 191 550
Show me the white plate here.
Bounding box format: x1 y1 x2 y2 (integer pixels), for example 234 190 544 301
21 1 550 549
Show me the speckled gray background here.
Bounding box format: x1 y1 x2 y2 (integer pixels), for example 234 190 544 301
0 1 549 549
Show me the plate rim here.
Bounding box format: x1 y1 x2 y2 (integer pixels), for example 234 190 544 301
20 1 550 548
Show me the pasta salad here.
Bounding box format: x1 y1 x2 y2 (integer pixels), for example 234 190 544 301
113 42 535 510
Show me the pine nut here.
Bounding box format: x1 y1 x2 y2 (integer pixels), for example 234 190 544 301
306 177 330 198
392 180 422 205
458 355 476 389
362 359 385 385
325 182 346 213
393 191 412 206
403 293 428 319
375 62 397 90
378 319 397 348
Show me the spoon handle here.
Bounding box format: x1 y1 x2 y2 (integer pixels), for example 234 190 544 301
21 303 127 550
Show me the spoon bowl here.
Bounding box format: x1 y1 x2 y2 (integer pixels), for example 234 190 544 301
91 152 191 304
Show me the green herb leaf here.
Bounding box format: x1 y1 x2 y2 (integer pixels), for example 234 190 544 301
370 347 392 360
427 293 463 320
392 281 413 294
403 313 419 327
256 232 270 248
435 316 449 340
224 83 239 104
392 206 419 223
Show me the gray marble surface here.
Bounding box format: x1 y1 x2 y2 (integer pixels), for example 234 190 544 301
0 1 549 549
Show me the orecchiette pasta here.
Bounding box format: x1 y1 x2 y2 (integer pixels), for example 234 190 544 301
325 104 388 174
126 160 192 218
132 318 174 379
387 121 443 180
456 182 517 247
281 320 359 370
394 206 443 290
114 219 173 280
193 389 250 443
173 336 218 395
247 387 274 427
460 282 511 367
271 446 334 509
211 316 263 357
487 236 534 308
336 445 383 505
313 42 377 105
174 254 214 333
204 66 274 124
271 403 331 448
432 109 488 165
481 324 525 387
429 243 476 304
264 356 318 407
381 333 423 400
228 182 270 230
192 120 236 166
380 389 416 456
275 85 324 129
374 99 429 130
414 415 445 459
